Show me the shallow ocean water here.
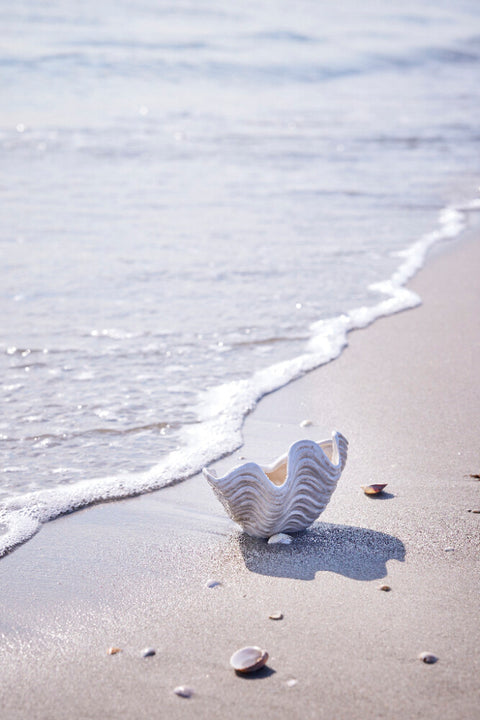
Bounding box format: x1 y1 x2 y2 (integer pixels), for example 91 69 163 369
0 0 479 553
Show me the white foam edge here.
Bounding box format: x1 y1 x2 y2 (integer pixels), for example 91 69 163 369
0 198 478 558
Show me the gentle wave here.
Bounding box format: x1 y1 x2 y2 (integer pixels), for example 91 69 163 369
1 198 478 558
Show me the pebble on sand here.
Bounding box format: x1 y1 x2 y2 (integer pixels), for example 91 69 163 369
141 648 156 657
419 652 438 664
300 419 313 427
269 611 284 620
268 533 292 545
286 678 298 688
230 646 269 673
377 584 392 592
107 647 122 655
174 686 193 698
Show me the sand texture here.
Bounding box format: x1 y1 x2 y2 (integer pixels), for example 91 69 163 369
1 229 479 719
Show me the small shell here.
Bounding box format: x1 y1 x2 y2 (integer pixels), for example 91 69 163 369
268 533 292 545
444 547 454 552
141 647 156 658
286 678 298 688
174 686 193 698
419 652 438 664
361 483 387 495
230 646 269 673
269 611 284 620
300 419 313 427
205 579 222 588
377 584 391 592
468 509 480 514
107 647 121 655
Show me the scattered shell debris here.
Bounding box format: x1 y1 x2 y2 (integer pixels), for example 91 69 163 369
268 533 292 545
230 646 269 673
419 652 438 664
377 584 392 592
300 419 313 427
467 509 480 513
286 678 298 688
361 483 387 495
269 611 284 620
205 579 222 588
107 647 121 655
141 648 156 658
174 686 193 698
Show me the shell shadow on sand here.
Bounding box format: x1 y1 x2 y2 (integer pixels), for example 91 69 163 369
237 522 405 581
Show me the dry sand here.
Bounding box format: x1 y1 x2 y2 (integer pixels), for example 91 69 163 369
1 228 479 719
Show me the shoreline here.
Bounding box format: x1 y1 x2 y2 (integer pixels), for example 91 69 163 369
1 201 477 559
1 226 480 719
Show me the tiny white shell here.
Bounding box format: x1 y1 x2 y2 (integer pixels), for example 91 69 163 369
419 652 438 664
300 419 313 427
205 579 221 588
141 647 156 658
174 685 193 698
268 533 292 545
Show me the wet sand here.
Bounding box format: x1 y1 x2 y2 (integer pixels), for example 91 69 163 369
1 226 480 719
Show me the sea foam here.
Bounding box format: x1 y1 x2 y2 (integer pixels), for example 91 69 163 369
0 200 477 558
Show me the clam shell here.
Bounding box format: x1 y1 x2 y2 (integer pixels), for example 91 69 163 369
230 646 269 673
203 432 348 538
174 686 193 698
361 483 387 495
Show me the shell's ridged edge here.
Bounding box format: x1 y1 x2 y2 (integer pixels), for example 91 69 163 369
203 432 348 537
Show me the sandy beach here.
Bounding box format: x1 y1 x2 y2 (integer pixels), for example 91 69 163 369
1 226 480 719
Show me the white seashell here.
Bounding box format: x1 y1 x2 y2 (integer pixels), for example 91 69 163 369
203 432 348 538
267 533 292 545
419 652 438 664
205 579 222 588
141 647 156 657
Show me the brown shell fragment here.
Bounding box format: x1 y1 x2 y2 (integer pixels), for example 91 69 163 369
230 646 269 673
361 483 387 495
377 584 392 592
107 647 122 655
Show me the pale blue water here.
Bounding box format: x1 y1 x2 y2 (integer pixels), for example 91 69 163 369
0 0 479 553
